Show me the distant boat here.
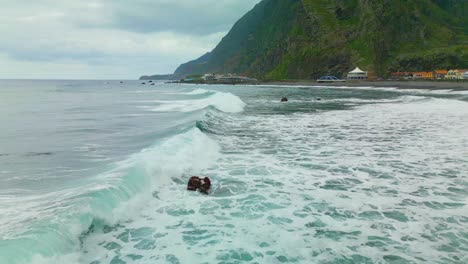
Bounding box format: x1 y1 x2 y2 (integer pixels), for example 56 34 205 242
317 76 346 83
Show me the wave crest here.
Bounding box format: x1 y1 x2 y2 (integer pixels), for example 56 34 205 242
151 90 246 113
0 128 220 264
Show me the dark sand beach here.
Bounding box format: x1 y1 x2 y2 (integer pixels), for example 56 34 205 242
265 80 468 91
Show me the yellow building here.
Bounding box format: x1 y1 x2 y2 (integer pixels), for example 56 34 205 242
413 71 433 79
422 72 433 79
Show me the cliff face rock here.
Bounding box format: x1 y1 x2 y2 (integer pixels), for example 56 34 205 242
175 0 468 79
176 0 304 77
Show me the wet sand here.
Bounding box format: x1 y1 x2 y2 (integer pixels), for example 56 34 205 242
264 80 468 91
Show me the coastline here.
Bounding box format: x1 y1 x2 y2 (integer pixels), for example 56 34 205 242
262 80 468 91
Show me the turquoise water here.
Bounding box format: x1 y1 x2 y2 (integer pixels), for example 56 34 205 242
0 80 467 263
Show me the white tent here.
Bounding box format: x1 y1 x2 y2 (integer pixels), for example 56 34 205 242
347 67 368 80
349 67 365 73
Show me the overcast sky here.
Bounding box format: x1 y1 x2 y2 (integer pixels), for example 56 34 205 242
0 0 261 79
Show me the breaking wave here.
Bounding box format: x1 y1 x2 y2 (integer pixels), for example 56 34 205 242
0 88 242 264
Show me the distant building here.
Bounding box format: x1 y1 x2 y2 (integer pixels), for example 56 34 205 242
464 71 468 80
390 72 412 80
347 67 368 80
446 70 458 79
412 72 420 79
422 71 433 79
457 70 468 79
434 70 448 80
203 73 215 81
217 76 258 84
412 71 433 80
446 69 468 80
391 72 409 77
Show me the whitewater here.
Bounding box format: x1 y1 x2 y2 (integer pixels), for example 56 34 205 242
0 80 467 264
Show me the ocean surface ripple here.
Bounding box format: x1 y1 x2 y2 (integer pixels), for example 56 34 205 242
0 80 467 264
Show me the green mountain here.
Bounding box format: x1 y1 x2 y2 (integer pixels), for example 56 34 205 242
175 0 468 79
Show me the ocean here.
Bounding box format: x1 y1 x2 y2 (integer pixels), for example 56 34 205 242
0 80 467 264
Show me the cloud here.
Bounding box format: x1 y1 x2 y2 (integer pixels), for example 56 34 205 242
0 0 261 79
105 0 260 34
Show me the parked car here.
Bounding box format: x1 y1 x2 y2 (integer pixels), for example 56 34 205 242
317 76 346 83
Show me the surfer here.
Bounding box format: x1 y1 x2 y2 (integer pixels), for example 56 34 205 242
281 97 288 102
187 176 201 191
199 177 211 194
187 176 211 194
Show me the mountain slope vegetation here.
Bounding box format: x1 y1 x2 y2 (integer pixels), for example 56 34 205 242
175 0 468 79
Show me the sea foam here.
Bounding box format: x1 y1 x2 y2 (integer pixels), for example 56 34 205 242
0 128 221 264
150 90 246 113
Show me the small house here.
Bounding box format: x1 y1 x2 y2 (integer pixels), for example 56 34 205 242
464 71 468 80
446 70 458 79
434 70 448 79
347 67 368 80
390 72 408 79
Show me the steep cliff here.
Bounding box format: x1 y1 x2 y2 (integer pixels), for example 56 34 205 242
175 0 468 79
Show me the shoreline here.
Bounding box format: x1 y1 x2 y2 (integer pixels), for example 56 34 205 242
262 80 468 91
